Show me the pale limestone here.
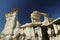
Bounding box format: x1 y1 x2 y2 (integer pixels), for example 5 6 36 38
53 24 58 35
31 11 41 23
35 27 42 40
1 11 18 35
1 9 60 40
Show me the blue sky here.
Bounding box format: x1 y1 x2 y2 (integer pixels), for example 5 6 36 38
0 0 60 32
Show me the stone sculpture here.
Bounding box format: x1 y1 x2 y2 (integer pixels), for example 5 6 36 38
0 8 60 40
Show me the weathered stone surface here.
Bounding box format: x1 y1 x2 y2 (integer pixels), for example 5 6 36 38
35 27 42 40
24 27 35 40
1 11 18 35
1 9 60 40
31 11 41 23
53 24 58 35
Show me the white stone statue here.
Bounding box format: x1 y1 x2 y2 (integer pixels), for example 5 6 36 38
1 8 19 35
31 11 43 40
31 11 42 24
1 8 60 40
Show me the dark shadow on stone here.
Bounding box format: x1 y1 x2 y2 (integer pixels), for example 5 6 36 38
41 26 49 40
16 34 21 40
35 33 38 40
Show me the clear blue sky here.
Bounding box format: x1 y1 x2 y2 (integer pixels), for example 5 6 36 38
0 0 60 32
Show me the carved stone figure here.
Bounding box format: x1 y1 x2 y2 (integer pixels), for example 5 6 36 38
1 9 60 40
1 8 19 35
31 11 41 23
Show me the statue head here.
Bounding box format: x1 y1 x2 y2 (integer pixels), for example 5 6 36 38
31 11 41 23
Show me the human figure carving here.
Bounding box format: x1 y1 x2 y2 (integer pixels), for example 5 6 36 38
31 11 41 23
31 11 43 40
1 8 60 40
